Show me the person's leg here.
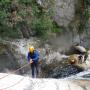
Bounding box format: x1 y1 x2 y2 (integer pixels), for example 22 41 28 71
34 62 39 77
31 63 35 78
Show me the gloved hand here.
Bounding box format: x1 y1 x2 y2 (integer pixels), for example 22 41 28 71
30 59 33 64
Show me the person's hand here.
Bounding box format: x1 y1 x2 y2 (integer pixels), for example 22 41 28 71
30 59 33 64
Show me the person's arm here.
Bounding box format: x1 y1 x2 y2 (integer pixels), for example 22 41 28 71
33 51 39 61
27 53 31 62
27 53 33 64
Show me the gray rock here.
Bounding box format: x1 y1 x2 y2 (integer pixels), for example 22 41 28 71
0 43 20 72
37 0 76 27
54 0 75 27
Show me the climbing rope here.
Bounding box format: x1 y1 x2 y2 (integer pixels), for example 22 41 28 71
0 63 30 90
0 63 30 80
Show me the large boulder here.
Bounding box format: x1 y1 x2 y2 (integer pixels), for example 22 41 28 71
64 45 87 55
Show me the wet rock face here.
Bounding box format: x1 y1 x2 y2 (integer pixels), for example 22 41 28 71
54 0 75 27
0 43 20 72
37 0 76 27
47 65 83 78
81 6 90 48
40 60 83 78
85 6 90 35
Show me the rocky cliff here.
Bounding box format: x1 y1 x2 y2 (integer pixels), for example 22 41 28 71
37 0 75 27
37 0 90 47
0 42 20 72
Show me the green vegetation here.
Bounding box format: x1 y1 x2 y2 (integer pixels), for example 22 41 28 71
0 0 89 39
0 0 61 39
78 0 90 33
0 0 22 38
86 0 90 5
69 0 90 35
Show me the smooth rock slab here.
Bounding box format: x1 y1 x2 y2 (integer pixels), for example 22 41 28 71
0 73 90 90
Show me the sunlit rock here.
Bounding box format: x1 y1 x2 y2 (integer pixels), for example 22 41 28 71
68 53 90 70
74 45 86 53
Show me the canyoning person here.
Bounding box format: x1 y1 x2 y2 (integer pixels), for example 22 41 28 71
84 52 88 62
78 55 83 64
27 46 39 78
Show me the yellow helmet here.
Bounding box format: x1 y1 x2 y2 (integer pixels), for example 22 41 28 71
29 46 35 53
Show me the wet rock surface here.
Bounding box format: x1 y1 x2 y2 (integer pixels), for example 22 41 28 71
48 65 83 78
0 73 90 90
0 43 20 73
40 60 83 78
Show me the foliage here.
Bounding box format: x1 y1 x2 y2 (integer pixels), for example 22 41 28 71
0 0 22 38
72 0 90 34
31 16 52 36
0 25 22 38
86 0 90 5
78 9 90 33
19 0 33 5
52 22 62 33
0 0 65 39
19 0 61 37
